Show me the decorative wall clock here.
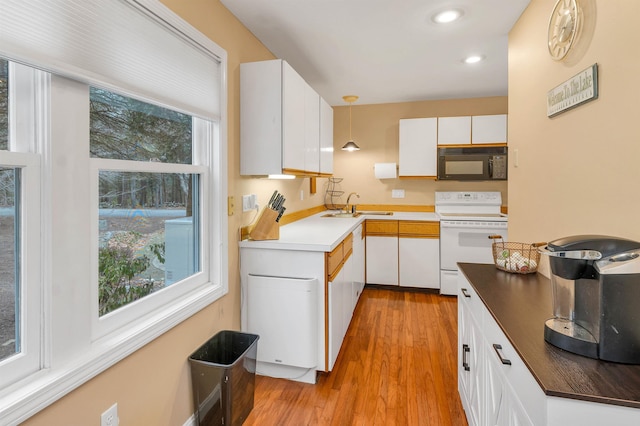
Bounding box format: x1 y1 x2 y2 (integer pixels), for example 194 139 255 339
547 0 581 61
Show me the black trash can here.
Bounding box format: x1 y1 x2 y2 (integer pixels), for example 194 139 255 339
189 330 259 426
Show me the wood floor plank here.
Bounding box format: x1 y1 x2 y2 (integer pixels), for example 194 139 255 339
243 287 468 426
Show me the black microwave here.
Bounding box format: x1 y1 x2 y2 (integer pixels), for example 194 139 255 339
437 146 508 181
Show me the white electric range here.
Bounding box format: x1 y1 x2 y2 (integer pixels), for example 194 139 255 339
436 192 508 295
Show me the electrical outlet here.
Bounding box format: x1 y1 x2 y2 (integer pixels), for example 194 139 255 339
101 403 119 426
392 189 405 199
242 195 251 212
242 194 257 211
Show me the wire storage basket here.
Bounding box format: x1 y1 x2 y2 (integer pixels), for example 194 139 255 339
489 235 546 274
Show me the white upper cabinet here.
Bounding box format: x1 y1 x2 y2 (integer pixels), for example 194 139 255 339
471 114 507 144
282 61 307 172
399 117 437 177
240 59 330 176
240 59 283 176
319 97 334 174
303 82 320 173
438 116 472 145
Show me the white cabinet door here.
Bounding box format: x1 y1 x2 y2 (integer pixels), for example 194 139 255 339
341 252 354 337
459 294 483 426
319 97 334 175
328 267 345 371
366 235 398 285
486 341 508 426
438 116 471 145
472 114 507 144
398 237 439 289
246 275 318 368
304 82 320 173
240 60 283 175
352 225 365 301
282 61 306 172
399 117 437 177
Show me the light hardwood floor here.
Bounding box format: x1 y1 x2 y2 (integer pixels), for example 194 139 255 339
244 287 468 425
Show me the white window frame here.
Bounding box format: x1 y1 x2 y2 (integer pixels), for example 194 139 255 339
0 3 228 424
0 62 43 389
89 116 213 337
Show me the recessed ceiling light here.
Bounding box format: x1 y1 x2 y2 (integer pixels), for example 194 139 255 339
432 9 464 24
464 55 484 64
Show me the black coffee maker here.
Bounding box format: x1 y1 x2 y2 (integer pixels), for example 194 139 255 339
540 235 640 364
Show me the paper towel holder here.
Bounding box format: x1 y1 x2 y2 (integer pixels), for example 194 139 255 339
374 162 398 179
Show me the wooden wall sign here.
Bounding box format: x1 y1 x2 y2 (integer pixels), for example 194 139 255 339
547 64 598 117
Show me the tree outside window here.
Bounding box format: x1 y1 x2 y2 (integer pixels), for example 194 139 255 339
90 89 200 316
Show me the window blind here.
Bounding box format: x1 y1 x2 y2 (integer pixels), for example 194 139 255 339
0 0 222 120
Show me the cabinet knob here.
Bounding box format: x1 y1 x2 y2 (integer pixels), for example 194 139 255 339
461 288 471 298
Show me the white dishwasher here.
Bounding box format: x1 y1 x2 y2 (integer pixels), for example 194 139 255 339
246 275 318 372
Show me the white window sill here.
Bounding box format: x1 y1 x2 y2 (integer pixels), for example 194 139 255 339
0 283 225 425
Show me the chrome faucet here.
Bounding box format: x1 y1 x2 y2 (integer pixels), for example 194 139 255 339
345 192 360 214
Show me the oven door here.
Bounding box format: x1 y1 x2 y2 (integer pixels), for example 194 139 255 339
440 220 508 271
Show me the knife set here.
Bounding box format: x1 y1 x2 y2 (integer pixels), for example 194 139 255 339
249 190 286 240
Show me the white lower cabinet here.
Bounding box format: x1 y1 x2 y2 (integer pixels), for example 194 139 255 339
328 263 347 370
399 237 439 288
366 220 439 288
458 283 483 426
458 272 640 426
458 273 538 426
240 229 365 382
351 224 365 304
366 235 398 285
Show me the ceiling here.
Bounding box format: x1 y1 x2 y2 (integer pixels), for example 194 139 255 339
221 0 531 106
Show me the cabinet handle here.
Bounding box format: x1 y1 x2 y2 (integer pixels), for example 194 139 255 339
493 344 512 365
462 344 471 371
461 288 471 298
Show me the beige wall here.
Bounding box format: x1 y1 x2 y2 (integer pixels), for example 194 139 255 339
508 0 640 275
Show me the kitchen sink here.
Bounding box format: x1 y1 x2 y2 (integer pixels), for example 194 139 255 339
322 211 394 218
322 212 362 218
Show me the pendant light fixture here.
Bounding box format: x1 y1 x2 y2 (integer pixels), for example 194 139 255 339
341 95 361 151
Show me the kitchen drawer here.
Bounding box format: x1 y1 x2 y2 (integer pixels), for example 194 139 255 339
399 221 439 237
458 276 484 324
365 219 398 236
327 243 343 278
343 233 354 257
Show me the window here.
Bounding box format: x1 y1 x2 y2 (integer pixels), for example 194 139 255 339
0 60 13 361
0 59 7 149
90 88 202 316
0 1 228 422
0 166 19 363
0 59 42 389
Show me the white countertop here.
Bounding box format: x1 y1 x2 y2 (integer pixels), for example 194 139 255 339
239 210 440 252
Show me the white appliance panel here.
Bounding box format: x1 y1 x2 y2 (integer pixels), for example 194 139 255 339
246 275 318 369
